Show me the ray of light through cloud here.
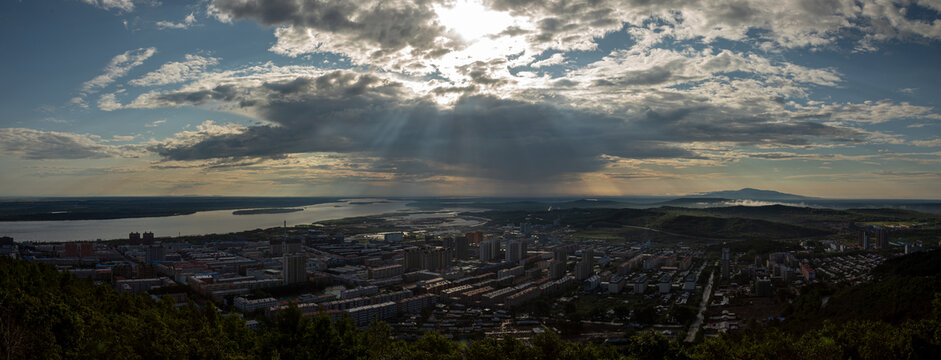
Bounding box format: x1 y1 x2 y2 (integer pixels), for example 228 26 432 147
0 0 940 197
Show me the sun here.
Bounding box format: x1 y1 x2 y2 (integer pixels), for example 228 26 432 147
434 0 516 43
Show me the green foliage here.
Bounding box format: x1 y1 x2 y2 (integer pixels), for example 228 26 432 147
873 250 941 278
0 257 255 359
691 318 941 360
626 331 688 360
784 251 941 331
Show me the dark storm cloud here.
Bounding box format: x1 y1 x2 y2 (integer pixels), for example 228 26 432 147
431 85 478 95
634 107 864 149
156 86 230 105
458 60 512 87
639 108 863 144
146 71 862 181
592 62 687 87
147 71 700 180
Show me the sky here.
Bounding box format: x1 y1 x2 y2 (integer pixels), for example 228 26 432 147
1 0 941 198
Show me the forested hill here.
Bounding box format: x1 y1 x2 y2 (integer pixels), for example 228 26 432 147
1 256 939 359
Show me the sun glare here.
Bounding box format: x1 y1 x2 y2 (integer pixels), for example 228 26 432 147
434 0 516 42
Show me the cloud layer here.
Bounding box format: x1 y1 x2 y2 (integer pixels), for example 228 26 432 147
0 128 126 160
122 67 877 182
4 0 940 197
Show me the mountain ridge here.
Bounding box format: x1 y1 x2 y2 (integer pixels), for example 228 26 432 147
689 188 815 201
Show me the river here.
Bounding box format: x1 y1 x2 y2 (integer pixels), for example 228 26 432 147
0 199 413 242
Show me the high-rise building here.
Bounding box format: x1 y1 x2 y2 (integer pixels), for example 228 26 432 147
575 248 594 280
65 242 94 258
421 248 450 271
270 239 284 257
404 248 422 271
582 248 593 265
721 247 731 279
146 243 165 263
549 260 566 280
552 247 570 262
466 231 484 245
520 223 532 236
285 240 302 254
142 232 154 245
454 236 469 260
479 241 493 263
64 242 79 257
491 239 502 260
859 231 870 250
283 254 307 285
876 228 889 249
575 261 590 281
129 232 141 245
800 263 815 281
505 240 521 263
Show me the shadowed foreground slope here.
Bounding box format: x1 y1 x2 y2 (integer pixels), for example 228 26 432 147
1 256 939 359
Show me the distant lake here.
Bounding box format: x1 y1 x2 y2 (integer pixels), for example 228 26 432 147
0 199 413 242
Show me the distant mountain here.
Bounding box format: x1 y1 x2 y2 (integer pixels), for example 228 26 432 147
657 197 730 206
690 188 815 201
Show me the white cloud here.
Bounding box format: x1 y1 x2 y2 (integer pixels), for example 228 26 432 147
81 0 135 12
0 128 129 159
530 53 565 68
911 139 941 147
149 120 248 150
80 47 157 94
207 0 941 79
129 54 219 87
97 92 123 111
69 96 88 108
793 100 941 124
156 12 197 30
146 119 167 127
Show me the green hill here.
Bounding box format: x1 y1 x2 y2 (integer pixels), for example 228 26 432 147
783 250 941 330
656 215 831 239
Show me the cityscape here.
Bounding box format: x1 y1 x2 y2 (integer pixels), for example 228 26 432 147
2 0 941 358
2 192 940 358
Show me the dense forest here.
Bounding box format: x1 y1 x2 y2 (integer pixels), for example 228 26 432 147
1 255 939 359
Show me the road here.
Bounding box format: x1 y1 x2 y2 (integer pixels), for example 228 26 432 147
685 268 715 342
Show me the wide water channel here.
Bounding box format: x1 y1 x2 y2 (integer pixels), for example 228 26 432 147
0 199 414 242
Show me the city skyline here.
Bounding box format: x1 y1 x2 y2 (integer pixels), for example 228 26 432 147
3 0 941 198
